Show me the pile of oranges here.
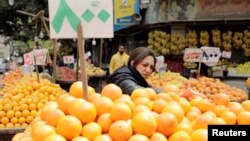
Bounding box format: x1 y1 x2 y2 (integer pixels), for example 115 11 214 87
181 77 247 102
12 83 250 141
0 70 23 95
0 76 66 128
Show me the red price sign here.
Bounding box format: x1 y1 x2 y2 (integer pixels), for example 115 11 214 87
183 48 203 62
23 52 33 66
63 55 74 64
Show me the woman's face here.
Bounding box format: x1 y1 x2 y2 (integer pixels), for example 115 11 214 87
135 56 155 79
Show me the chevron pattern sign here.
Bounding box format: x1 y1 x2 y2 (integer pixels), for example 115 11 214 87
49 0 113 39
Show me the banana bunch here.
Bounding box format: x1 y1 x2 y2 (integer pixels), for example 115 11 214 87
232 32 243 49
212 29 222 47
186 30 198 48
222 31 232 51
200 30 209 46
242 30 250 56
148 30 171 56
170 32 187 55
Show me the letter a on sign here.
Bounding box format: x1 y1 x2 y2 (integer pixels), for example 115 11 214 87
48 0 113 38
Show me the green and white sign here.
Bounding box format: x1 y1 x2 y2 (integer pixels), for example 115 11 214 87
48 0 113 39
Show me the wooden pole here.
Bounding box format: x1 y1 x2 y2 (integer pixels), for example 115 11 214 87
197 51 204 79
99 39 103 68
16 10 49 21
77 24 88 100
52 39 58 83
33 53 40 83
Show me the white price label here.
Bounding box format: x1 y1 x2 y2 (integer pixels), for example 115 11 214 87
222 51 232 59
201 47 221 66
63 55 74 64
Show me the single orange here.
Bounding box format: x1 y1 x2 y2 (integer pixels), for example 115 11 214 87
163 84 180 93
68 99 96 124
162 103 185 122
32 124 56 141
93 96 113 116
97 113 113 133
109 120 133 141
221 111 236 124
132 112 157 137
110 103 131 121
150 132 167 141
157 112 178 136
69 81 87 98
241 100 250 111
101 83 123 101
131 88 150 101
191 129 208 141
82 122 102 141
57 94 75 114
237 111 250 124
56 115 82 140
213 93 230 106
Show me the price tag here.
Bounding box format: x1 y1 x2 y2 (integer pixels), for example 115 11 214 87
183 48 203 62
222 51 232 59
63 55 74 64
201 47 221 66
23 52 33 66
33 49 48 65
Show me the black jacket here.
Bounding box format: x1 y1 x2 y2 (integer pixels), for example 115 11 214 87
107 66 152 95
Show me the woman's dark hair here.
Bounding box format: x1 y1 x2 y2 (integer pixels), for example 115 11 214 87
128 47 156 67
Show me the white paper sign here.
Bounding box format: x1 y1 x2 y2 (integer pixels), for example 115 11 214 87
222 51 232 59
183 48 203 62
201 47 221 66
155 56 166 72
33 49 48 65
85 51 92 59
49 0 113 38
63 55 74 64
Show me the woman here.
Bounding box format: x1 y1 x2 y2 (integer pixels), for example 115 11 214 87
107 47 157 95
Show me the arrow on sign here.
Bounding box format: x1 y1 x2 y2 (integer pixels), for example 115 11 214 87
51 0 81 33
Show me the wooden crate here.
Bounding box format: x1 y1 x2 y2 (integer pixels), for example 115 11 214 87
0 128 25 141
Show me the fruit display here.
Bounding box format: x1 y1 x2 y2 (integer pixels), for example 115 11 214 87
12 83 250 141
56 64 106 81
186 30 198 48
147 71 188 88
85 63 106 77
181 77 247 102
148 30 171 56
56 67 80 81
0 70 23 95
222 31 233 51
228 61 250 74
232 32 243 49
212 29 222 47
242 30 250 56
170 32 186 55
0 75 67 128
200 30 209 46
